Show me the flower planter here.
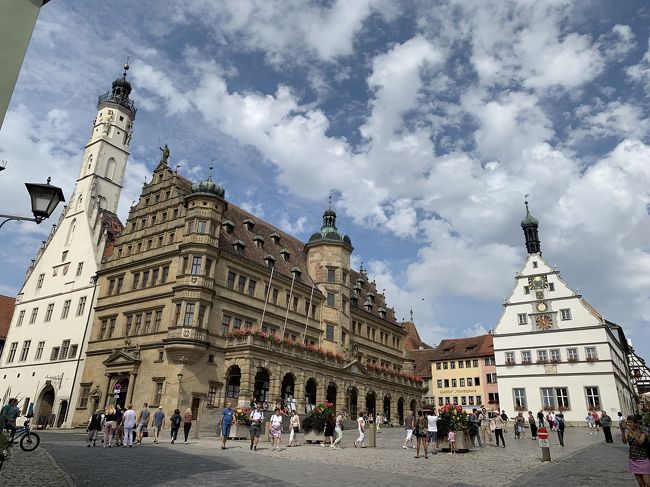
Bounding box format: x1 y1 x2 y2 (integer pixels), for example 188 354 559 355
438 431 472 453
227 423 250 440
302 429 325 443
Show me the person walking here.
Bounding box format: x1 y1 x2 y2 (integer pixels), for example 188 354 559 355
556 412 566 447
480 408 493 446
332 411 344 449
354 411 366 448
269 407 284 451
500 410 509 433
219 402 235 449
103 406 116 448
537 410 545 428
123 404 136 448
413 411 428 459
547 411 556 430
469 409 482 447
601 411 614 444
515 412 526 439
249 403 264 451
114 406 124 447
426 408 439 455
323 411 335 447
152 406 165 444
592 410 601 433
448 428 456 455
586 412 596 434
402 410 415 449
528 411 538 439
170 408 181 444
494 411 506 448
622 414 650 486
288 410 301 447
182 408 193 444
136 402 150 444
86 409 103 447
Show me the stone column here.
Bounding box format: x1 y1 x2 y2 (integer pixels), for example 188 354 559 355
102 374 112 408
126 372 137 407
269 372 281 405
238 363 253 408
294 374 305 413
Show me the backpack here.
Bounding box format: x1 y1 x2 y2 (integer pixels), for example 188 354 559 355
172 414 181 426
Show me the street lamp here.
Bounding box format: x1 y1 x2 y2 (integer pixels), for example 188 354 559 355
0 177 65 230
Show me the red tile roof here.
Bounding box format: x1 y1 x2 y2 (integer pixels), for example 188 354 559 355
402 321 433 352
428 334 494 360
0 295 16 340
411 348 437 378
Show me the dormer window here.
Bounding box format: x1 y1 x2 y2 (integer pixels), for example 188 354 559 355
253 235 265 249
243 218 255 231
351 297 358 307
378 307 386 319
291 266 302 279
357 277 364 288
364 299 372 312
264 254 276 268
367 292 375 303
270 232 281 245
222 220 235 234
280 248 291 261
232 240 245 254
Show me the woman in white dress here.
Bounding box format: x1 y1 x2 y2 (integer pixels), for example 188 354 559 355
269 407 284 451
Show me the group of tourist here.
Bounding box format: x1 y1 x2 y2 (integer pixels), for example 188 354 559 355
86 402 194 447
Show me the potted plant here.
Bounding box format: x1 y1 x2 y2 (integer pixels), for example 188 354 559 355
228 407 252 439
436 404 472 452
302 401 334 443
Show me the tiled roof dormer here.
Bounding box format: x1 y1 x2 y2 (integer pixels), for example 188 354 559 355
270 232 281 245
280 248 291 261
243 218 255 231
264 254 276 268
222 220 235 233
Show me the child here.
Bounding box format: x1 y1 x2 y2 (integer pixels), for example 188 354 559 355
448 429 456 455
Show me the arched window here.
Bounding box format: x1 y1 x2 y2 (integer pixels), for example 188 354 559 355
65 219 76 246
106 158 116 180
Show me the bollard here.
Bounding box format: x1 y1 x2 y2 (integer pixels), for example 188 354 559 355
367 423 377 447
193 420 200 439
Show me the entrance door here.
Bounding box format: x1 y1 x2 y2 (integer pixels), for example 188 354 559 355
191 397 200 420
56 401 68 427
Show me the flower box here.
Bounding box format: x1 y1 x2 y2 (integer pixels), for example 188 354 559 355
522 360 532 365
586 357 598 362
438 431 473 453
550 359 561 364
505 361 516 366
567 358 578 363
302 429 325 443
536 360 548 364
227 423 250 440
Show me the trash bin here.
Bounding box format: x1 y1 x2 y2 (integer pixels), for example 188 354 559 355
367 424 377 447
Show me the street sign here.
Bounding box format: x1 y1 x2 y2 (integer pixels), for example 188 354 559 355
537 427 551 462
538 438 550 447
537 427 549 440
113 384 121 395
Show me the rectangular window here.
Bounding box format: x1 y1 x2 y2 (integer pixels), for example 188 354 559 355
16 310 25 326
222 315 231 335
521 350 532 363
550 349 561 362
116 277 123 293
205 258 213 276
37 273 45 288
227 379 240 398
174 304 181 325
523 286 530 294
152 381 164 406
248 279 256 296
459 378 466 387
438 397 444 406
108 279 116 295
505 352 515 364
548 283 555 291
227 271 236 289
453 396 459 405
183 304 195 326
567 347 579 361
444 379 449 388
208 384 218 406
451 379 457 387
450 361 456 369
108 318 116 338
326 324 334 341
68 344 78 359
458 360 464 368
19 340 31 361
160 265 169 284
29 307 38 324
132 272 140 290
436 362 441 370
141 270 149 287
79 385 91 409
585 347 598 361
144 312 152 333
198 305 206 326
272 289 279 304
476 396 482 405
461 396 467 406
99 319 107 339
537 350 548 362
541 387 554 409
238 275 246 293
484 357 495 366
191 257 202 275
560 308 571 320
76 296 87 316
468 396 475 406
585 386 600 408
154 310 162 332
50 346 60 361
182 257 188 274
35 341 44 360
513 388 527 408
472 359 478 367
133 314 142 335
436 379 443 388
151 268 159 286
556 387 570 409
197 220 206 233
293 296 299 312
486 373 497 384
60 340 70 359
517 313 528 325
465 360 471 368
442 361 448 369
327 292 335 307
125 315 133 336
76 262 83 276
327 268 336 282
44 303 54 322
474 377 480 386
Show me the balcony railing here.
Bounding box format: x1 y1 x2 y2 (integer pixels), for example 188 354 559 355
167 326 208 342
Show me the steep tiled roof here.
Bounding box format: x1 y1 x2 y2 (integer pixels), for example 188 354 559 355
402 321 433 351
349 270 397 324
219 204 318 289
101 210 124 258
428 334 494 360
0 295 16 340
411 348 438 378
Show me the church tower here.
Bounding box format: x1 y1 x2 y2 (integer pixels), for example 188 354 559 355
521 199 541 254
0 66 135 428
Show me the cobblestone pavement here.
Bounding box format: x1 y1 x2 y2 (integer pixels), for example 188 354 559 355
2 443 73 487
16 426 638 486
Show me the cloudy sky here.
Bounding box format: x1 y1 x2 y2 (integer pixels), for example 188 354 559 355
1 0 650 358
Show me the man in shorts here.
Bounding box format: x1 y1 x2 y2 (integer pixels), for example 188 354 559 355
152 406 165 444
220 402 235 449
249 403 264 451
136 402 150 444
426 409 439 455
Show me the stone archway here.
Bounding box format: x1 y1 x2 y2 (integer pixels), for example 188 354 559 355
281 373 296 409
254 368 270 404
347 386 358 417
326 381 337 411
226 365 241 403
383 394 391 421
410 398 417 414
366 391 376 416
305 378 317 412
397 397 405 425
36 384 55 428
113 377 129 408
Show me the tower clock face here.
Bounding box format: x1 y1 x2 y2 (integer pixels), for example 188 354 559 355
536 302 548 312
529 275 547 290
535 291 544 300
536 314 553 330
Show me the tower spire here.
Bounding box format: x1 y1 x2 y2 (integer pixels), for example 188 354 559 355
521 195 541 254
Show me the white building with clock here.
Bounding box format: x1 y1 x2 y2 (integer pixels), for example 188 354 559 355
0 65 135 427
492 202 635 424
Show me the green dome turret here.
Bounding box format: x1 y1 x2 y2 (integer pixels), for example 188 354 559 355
191 174 225 199
521 200 541 254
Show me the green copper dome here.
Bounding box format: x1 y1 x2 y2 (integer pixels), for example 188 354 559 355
191 175 225 198
520 202 538 228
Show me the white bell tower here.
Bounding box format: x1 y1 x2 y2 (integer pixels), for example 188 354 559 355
71 63 136 219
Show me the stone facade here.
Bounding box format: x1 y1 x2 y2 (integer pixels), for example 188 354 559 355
72 160 423 430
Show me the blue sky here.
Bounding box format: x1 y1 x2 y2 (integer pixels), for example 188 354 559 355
1 0 650 358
